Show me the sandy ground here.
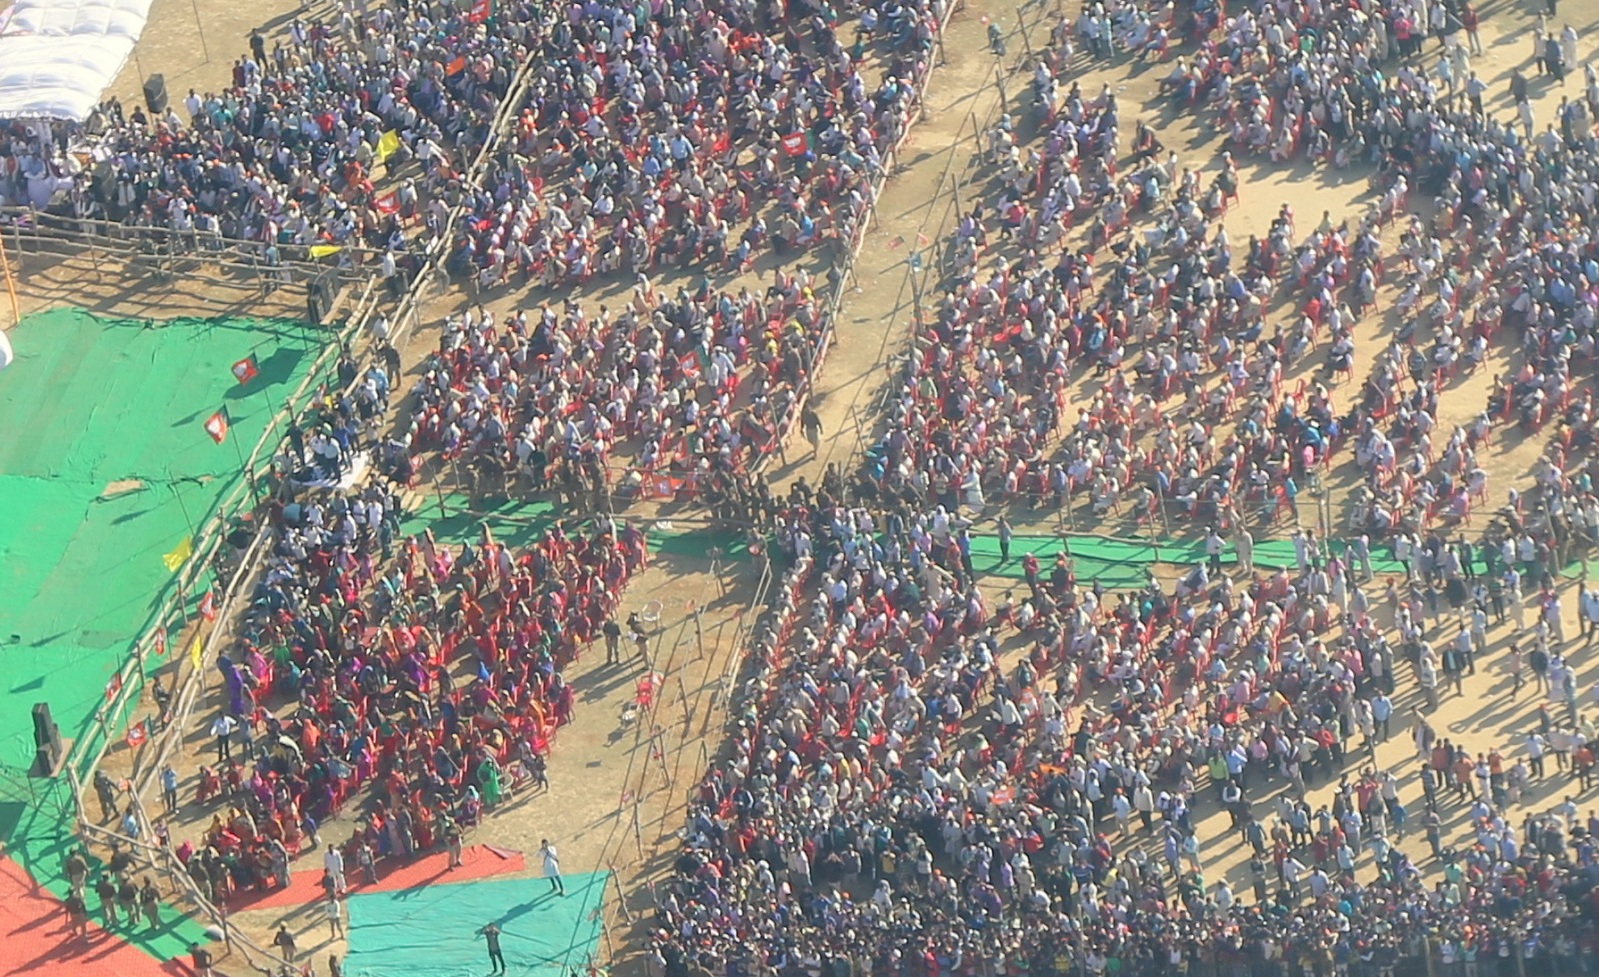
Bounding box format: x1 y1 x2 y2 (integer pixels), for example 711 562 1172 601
4 245 313 324
101 0 320 117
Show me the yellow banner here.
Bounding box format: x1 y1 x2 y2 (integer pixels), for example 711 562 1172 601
162 536 193 572
189 632 204 668
376 129 401 161
308 244 343 259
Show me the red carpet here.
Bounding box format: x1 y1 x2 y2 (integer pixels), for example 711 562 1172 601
0 856 188 977
227 844 526 912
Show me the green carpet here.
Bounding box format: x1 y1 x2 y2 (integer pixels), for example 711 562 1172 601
401 495 562 548
401 494 749 562
965 533 1524 588
0 310 317 772
0 309 320 958
344 871 609 977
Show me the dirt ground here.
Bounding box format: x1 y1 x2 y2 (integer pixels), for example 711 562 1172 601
22 0 1599 972
4 245 311 324
101 0 314 116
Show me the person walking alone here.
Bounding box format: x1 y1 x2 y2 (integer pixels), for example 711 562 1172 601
602 617 622 665
324 897 343 939
273 923 298 963
800 403 822 455
541 839 565 895
478 922 506 974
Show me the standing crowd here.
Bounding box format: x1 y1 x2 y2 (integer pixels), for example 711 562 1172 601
653 0 1599 973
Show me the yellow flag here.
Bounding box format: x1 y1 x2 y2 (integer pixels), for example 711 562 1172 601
376 129 401 161
308 244 343 259
162 537 193 572
189 633 204 669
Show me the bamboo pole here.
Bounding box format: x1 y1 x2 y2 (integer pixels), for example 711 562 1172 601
0 229 20 330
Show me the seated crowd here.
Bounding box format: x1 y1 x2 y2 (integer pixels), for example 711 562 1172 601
8 0 561 269
651 493 1599 976
395 272 831 499
167 426 647 900
446 0 947 289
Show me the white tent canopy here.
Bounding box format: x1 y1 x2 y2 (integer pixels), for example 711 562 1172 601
0 0 154 121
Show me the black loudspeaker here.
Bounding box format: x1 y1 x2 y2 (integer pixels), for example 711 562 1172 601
306 272 336 324
143 74 168 114
31 703 61 776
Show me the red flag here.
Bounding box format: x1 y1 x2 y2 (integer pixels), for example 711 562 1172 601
467 0 490 21
446 56 467 76
648 476 684 501
105 674 122 700
125 720 148 748
374 190 400 214
203 408 229 444
779 131 809 157
199 590 217 622
231 355 259 385
679 353 701 379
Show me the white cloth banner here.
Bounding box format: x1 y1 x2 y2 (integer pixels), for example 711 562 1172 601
0 0 155 121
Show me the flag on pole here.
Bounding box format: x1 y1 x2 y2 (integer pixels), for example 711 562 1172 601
376 129 402 161
125 720 148 748
199 590 217 621
203 408 229 444
189 633 203 668
162 537 194 572
231 355 259 385
373 191 400 215
105 674 122 700
446 56 467 76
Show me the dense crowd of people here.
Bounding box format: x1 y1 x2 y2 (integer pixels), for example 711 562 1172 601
154 378 649 905
5 0 948 295
10 0 548 271
650 503 1599 977
42 0 1599 966
650 0 1599 973
444 0 945 289
395 272 831 498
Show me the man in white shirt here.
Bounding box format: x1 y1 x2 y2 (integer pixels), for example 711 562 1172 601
324 843 346 895
210 713 238 761
1582 588 1599 644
